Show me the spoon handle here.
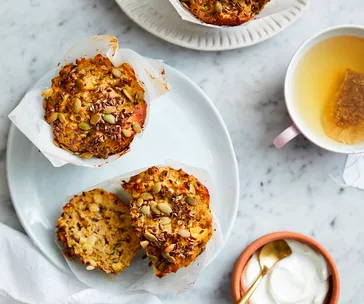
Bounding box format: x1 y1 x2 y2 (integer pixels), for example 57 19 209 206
237 266 268 304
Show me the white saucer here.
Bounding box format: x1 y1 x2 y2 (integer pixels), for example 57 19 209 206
116 0 309 51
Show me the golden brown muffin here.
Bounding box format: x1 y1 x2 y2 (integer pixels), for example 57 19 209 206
122 166 213 278
42 54 147 159
56 189 140 274
180 0 270 26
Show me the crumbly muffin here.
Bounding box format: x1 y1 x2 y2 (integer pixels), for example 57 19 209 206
180 0 270 26
56 188 140 274
122 166 213 278
42 54 147 159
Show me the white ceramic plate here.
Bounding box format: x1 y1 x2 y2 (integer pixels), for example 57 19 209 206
116 0 308 51
6 65 239 274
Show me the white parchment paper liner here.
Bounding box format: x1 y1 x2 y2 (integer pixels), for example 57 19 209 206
169 0 299 28
8 35 169 168
56 161 223 295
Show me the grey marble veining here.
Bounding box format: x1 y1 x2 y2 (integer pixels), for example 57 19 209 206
1 0 364 303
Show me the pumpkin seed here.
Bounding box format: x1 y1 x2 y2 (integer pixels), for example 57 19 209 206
53 140 60 147
164 243 176 253
141 205 150 215
144 232 158 242
158 203 172 214
111 67 122 78
167 256 176 263
102 114 116 124
122 129 132 138
123 88 134 102
43 99 47 110
80 152 93 159
75 79 83 88
141 193 153 200
136 198 144 207
135 90 144 100
58 113 66 123
159 217 171 224
150 201 161 215
178 229 191 238
49 112 59 123
151 206 161 215
153 182 162 194
147 255 158 262
112 262 122 271
104 106 116 114
162 252 176 263
89 204 99 212
215 1 222 12
186 196 197 206
42 88 53 98
79 121 91 130
90 113 102 125
132 122 142 134
73 98 81 113
140 241 149 248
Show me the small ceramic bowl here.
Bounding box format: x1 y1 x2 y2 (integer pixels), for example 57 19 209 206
231 232 340 304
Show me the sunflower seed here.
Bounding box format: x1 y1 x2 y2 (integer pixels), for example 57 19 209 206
73 98 81 113
86 266 95 271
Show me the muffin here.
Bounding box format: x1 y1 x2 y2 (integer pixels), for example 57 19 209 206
122 166 213 278
180 0 270 26
42 54 147 159
56 188 140 274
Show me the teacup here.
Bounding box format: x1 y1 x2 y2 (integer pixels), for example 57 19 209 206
274 25 364 153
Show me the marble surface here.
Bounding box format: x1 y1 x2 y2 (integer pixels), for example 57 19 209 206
1 0 364 303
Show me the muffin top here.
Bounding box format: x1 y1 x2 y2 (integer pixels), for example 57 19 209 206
42 54 147 159
180 0 270 26
123 166 213 277
56 188 141 274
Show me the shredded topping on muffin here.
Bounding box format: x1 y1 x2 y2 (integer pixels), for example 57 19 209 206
123 166 213 277
42 54 147 159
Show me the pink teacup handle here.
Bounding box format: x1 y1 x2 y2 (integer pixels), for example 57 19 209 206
273 124 301 148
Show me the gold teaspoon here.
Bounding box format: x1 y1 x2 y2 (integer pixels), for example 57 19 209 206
237 240 292 304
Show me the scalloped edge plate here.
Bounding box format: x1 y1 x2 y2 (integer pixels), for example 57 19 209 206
116 0 309 51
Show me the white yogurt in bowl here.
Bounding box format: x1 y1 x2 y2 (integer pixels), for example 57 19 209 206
242 240 330 304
